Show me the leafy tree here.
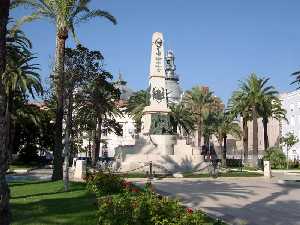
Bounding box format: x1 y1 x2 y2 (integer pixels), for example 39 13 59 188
13 102 55 165
75 70 122 167
183 86 214 151
13 0 117 180
214 112 242 167
280 132 299 169
0 1 11 223
264 147 286 169
63 45 105 190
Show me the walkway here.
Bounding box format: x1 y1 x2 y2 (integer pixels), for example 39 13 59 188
145 177 300 225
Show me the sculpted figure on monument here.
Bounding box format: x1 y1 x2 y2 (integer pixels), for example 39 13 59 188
150 114 174 135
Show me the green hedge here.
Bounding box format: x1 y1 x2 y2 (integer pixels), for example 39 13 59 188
97 190 223 225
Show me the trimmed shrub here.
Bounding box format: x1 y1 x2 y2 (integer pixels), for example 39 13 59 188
87 171 124 197
264 147 286 169
97 190 223 225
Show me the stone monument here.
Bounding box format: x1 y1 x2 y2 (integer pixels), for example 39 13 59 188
118 32 204 174
141 32 176 156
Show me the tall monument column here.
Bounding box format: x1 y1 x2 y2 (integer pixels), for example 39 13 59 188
142 32 175 155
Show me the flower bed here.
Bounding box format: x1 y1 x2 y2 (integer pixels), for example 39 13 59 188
87 171 225 225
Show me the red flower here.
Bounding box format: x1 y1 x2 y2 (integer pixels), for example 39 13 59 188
131 188 140 193
186 208 193 214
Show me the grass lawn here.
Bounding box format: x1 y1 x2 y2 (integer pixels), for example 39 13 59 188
10 181 97 225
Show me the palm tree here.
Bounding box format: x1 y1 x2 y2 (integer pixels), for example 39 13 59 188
239 74 278 167
259 96 286 150
77 71 122 166
169 103 195 135
291 70 300 88
215 112 242 167
228 90 251 163
126 90 150 133
183 86 214 152
13 0 117 180
0 1 11 223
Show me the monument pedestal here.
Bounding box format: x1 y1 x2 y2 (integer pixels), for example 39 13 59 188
118 32 205 174
118 135 205 174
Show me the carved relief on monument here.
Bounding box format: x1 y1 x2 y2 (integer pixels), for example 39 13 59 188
149 114 174 135
152 87 165 103
154 37 163 73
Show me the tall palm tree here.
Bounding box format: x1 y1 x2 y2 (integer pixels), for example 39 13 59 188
0 1 11 223
4 52 42 162
183 86 214 151
239 74 278 167
228 90 251 163
13 0 117 180
215 112 242 167
259 96 286 150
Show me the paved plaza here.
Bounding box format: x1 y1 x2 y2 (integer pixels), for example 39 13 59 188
145 177 300 225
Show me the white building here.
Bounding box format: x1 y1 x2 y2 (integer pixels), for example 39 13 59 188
280 90 300 160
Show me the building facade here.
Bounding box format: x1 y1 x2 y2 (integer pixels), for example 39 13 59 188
280 90 300 160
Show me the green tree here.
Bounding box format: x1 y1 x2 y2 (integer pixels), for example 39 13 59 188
291 70 300 88
183 86 214 151
259 96 286 150
280 132 299 169
13 0 117 180
228 90 251 162
215 112 242 167
236 74 278 167
126 90 150 133
76 70 122 167
4 27 43 162
169 103 195 135
264 147 286 169
63 45 104 190
0 1 11 223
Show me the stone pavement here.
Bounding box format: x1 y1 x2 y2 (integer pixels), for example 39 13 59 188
135 177 300 225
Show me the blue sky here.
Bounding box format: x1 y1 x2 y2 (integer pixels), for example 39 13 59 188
11 0 300 103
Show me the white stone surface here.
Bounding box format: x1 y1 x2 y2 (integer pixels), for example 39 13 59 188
173 173 184 178
263 160 272 178
73 160 86 180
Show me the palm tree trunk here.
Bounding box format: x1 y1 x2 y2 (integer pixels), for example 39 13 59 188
252 108 259 167
242 118 248 163
197 121 202 153
7 91 14 163
63 93 73 191
0 1 11 224
222 135 227 167
52 29 68 181
93 116 102 167
262 117 269 151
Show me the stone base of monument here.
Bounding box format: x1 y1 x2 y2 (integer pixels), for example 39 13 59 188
71 160 87 181
117 135 206 174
